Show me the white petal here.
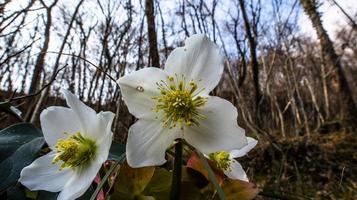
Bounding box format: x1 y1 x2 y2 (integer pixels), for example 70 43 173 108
224 160 249 182
96 112 114 163
62 90 115 141
164 34 223 94
58 161 102 200
184 96 247 154
62 90 99 139
126 119 180 167
117 67 168 119
19 153 73 192
40 106 82 148
229 137 258 158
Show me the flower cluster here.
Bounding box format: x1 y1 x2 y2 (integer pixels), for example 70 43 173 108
19 34 257 199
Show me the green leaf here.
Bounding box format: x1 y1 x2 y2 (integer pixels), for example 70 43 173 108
3 186 27 200
108 141 125 161
0 123 45 191
143 168 204 200
142 168 172 199
144 168 172 195
112 161 155 199
0 137 44 191
0 123 43 162
136 195 155 200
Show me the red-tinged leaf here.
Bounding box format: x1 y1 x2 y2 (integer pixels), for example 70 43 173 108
186 151 225 184
220 180 260 200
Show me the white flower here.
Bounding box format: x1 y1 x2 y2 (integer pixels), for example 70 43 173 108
19 90 115 200
208 137 257 182
117 34 247 168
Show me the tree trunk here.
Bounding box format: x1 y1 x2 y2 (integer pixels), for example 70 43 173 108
145 0 160 67
28 0 57 94
300 0 357 124
25 0 58 122
238 0 261 110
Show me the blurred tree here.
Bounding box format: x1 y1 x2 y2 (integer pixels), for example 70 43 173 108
145 0 160 67
300 0 357 125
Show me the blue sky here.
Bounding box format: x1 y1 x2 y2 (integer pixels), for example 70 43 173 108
2 0 356 93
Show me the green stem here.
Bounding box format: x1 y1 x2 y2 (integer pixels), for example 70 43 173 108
197 151 226 200
90 154 125 200
170 139 183 200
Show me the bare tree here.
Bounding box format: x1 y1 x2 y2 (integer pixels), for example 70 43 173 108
145 0 160 67
238 0 261 110
28 0 56 94
300 0 357 124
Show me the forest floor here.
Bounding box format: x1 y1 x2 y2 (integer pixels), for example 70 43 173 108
247 129 357 200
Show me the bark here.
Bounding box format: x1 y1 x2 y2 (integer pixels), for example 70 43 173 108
300 0 357 124
145 0 160 67
238 0 261 109
29 0 55 94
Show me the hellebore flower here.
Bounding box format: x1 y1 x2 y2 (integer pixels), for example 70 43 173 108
19 90 115 200
208 137 257 181
118 34 247 168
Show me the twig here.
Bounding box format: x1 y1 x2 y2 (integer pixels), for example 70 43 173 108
0 39 39 66
10 65 67 101
46 51 118 83
338 166 345 188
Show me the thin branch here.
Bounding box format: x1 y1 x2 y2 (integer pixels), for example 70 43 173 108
46 51 118 83
10 65 67 101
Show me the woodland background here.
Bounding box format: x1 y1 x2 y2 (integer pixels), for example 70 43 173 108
0 0 356 199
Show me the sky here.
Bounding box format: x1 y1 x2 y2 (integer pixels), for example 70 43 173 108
298 0 357 39
2 0 357 93
5 0 357 39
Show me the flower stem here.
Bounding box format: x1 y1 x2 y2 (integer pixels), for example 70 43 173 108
170 139 182 200
90 154 125 200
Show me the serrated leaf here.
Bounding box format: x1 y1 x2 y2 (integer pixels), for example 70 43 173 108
0 137 44 191
0 123 43 162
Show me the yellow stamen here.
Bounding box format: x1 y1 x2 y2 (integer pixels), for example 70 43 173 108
52 132 97 170
209 151 231 171
153 75 207 128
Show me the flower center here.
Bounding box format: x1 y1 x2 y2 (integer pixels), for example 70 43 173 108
209 151 231 171
52 132 97 169
153 75 207 128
